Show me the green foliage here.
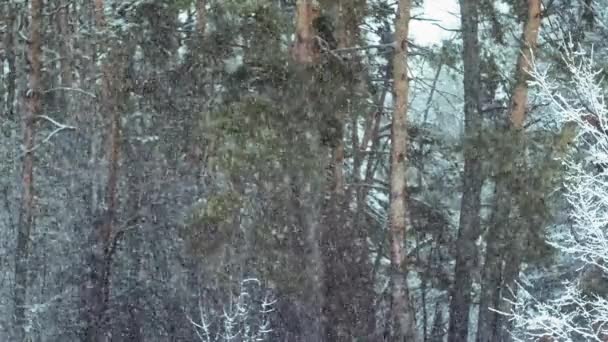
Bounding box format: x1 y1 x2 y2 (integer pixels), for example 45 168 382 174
167 0 195 11
203 192 241 225
206 97 288 174
482 126 569 265
437 41 461 68
513 130 569 263
554 121 578 155
481 53 502 99
221 0 276 18
181 191 242 257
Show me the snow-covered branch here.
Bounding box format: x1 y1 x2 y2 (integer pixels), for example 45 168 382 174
505 45 608 341
20 115 76 156
187 278 276 342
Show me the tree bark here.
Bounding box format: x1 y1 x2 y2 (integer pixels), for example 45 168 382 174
195 0 206 36
509 0 542 130
318 1 376 339
125 137 145 341
291 0 320 64
291 4 324 340
389 0 417 340
477 183 510 342
448 0 484 340
83 0 125 339
13 0 42 340
477 1 541 341
57 0 72 111
3 0 17 119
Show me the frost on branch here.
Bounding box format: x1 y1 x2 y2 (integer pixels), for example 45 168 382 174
504 47 608 341
187 278 276 342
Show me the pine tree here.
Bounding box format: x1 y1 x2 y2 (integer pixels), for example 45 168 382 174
389 0 418 340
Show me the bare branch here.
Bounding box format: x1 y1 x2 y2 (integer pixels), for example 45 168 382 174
20 116 76 156
506 43 608 342
43 87 96 98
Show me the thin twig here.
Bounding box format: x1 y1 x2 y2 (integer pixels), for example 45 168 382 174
43 87 96 98
20 115 76 156
333 42 396 54
313 36 346 65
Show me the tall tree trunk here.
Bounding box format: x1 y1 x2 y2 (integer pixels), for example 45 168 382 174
389 0 417 340
57 0 72 111
83 0 125 339
196 0 206 36
476 184 509 342
291 0 319 64
319 0 375 340
3 0 17 118
291 2 324 340
301 176 325 342
477 1 541 341
496 253 521 342
356 73 389 339
430 301 445 342
13 0 42 340
507 0 541 131
448 0 484 340
125 138 145 341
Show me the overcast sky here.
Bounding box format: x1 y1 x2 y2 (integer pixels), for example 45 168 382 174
410 0 460 45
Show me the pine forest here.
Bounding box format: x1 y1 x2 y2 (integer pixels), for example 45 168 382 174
1 0 608 341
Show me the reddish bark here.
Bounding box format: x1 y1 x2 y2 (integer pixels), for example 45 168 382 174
478 2 542 341
57 0 73 110
389 0 417 340
196 0 206 36
13 0 43 339
291 0 320 64
509 0 542 129
83 0 123 339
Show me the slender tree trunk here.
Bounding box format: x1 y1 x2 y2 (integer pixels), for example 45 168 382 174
196 0 206 36
389 0 417 340
448 0 484 340
4 0 17 118
477 184 510 342
13 0 42 340
477 2 541 341
125 139 145 341
322 3 347 337
496 254 521 342
93 0 106 27
430 301 445 342
291 0 319 64
83 0 125 339
302 179 325 342
508 0 541 131
332 0 348 196
360 71 389 340
57 0 72 111
318 1 376 339
291 3 324 339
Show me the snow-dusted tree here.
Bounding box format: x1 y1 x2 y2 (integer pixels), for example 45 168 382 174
506 47 608 341
187 279 276 342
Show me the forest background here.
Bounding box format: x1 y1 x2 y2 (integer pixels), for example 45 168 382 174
1 0 607 341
